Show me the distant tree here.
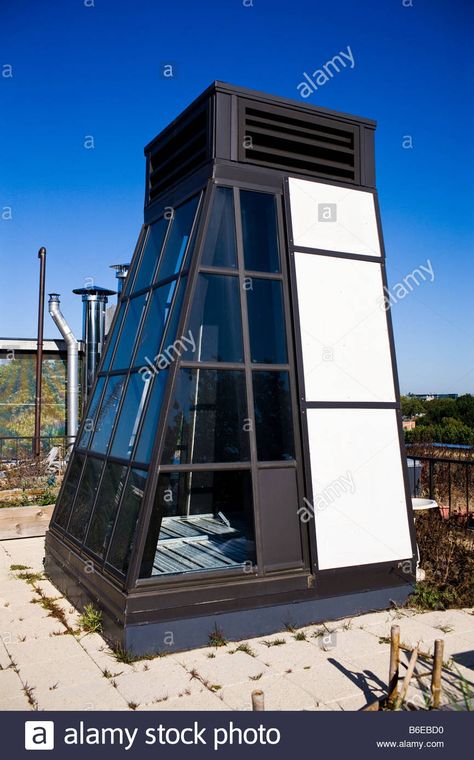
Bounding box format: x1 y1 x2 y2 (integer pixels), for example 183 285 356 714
400 395 426 417
423 398 459 425
434 419 474 445
455 394 474 428
405 425 437 444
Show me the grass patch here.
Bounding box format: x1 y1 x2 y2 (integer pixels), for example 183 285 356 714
230 642 255 657
208 624 227 648
10 564 30 571
293 631 307 642
262 638 286 647
249 672 263 681
78 604 103 634
16 571 44 585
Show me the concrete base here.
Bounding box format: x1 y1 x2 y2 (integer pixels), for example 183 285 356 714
125 586 411 655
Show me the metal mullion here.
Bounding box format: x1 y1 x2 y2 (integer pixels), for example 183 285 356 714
122 226 148 297
125 182 214 591
278 187 314 572
198 265 239 277
103 464 140 579
250 363 290 372
180 360 245 371
258 460 296 469
159 461 252 473
233 186 264 576
244 270 283 281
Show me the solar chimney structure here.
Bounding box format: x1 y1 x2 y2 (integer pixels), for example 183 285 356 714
45 83 416 654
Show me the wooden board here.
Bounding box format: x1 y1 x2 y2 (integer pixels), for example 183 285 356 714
0 504 54 540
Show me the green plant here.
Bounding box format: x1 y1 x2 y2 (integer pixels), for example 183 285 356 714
208 624 227 648
293 631 307 641
78 604 103 634
233 642 255 657
262 638 286 647
10 564 30 571
16 570 44 585
409 583 457 611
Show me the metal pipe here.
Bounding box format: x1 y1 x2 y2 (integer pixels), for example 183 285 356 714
34 247 47 458
73 285 115 402
48 293 79 450
110 263 130 301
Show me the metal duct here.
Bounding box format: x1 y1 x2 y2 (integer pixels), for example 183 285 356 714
73 285 115 402
48 293 79 450
110 263 130 301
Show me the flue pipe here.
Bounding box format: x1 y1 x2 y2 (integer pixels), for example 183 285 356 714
48 293 79 450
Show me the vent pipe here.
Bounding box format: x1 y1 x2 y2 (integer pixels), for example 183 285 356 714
48 293 79 450
73 285 116 402
110 263 130 301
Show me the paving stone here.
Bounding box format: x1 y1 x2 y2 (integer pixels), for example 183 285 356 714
413 610 474 637
0 642 12 670
139 688 229 711
220 673 319 711
284 656 372 704
252 638 322 674
35 677 128 711
0 665 25 701
6 632 91 668
14 652 101 695
114 660 193 705
179 649 271 686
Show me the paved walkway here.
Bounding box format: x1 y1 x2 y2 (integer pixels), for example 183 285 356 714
1 537 473 711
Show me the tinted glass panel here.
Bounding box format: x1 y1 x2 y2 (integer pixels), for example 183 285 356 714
240 190 280 273
133 280 176 369
110 374 151 459
253 371 294 461
85 462 128 558
186 274 243 362
131 217 168 294
107 468 147 575
78 377 105 448
90 375 126 454
247 279 287 364
67 456 103 542
123 229 145 297
111 294 147 370
101 304 125 372
162 275 187 349
154 195 199 284
201 187 237 269
134 370 169 463
140 470 255 577
162 369 249 465
54 454 84 529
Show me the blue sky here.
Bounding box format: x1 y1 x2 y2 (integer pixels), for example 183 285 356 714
0 0 472 393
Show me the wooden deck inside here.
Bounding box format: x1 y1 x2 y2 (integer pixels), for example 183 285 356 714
152 514 250 575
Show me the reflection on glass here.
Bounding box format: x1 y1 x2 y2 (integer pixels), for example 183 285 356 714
67 456 103 542
111 294 147 370
85 462 128 558
101 304 125 372
90 375 126 454
201 187 237 269
154 195 199 284
131 218 168 294
186 274 243 362
240 190 280 273
247 279 287 364
78 377 105 449
54 454 84 529
140 470 255 577
162 369 249 465
133 280 176 369
110 374 151 459
134 369 168 463
107 468 147 575
253 371 294 461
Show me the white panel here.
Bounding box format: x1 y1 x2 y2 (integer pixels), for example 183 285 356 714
306 408 412 570
294 253 395 402
289 177 381 256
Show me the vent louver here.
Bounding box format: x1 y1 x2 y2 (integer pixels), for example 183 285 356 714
239 100 358 183
147 105 210 203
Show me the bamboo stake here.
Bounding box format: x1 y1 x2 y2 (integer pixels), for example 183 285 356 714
431 639 444 709
394 646 419 709
387 624 400 706
251 690 265 711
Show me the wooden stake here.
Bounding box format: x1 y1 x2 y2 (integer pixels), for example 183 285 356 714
394 646 419 709
251 689 265 711
388 624 400 706
431 639 444 709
